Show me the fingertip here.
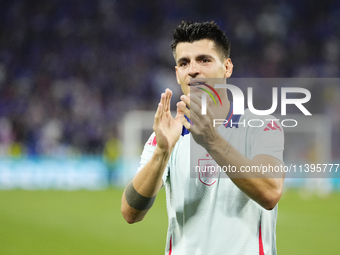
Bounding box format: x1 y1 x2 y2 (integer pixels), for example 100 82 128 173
177 101 184 108
166 89 172 97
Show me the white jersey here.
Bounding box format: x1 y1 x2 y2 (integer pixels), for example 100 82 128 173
137 103 284 255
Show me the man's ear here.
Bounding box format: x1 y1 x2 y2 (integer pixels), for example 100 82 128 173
175 66 180 84
224 58 233 78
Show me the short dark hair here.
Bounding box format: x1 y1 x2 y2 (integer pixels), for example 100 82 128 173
171 21 231 59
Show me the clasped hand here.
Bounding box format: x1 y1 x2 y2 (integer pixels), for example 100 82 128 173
177 93 220 148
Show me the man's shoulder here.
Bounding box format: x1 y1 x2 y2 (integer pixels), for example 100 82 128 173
239 109 284 134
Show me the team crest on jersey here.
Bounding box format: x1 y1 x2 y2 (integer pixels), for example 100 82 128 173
198 158 219 186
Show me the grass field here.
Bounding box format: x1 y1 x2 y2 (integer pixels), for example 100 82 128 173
0 188 339 255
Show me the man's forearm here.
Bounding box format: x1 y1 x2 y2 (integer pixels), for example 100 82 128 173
121 147 172 223
205 134 284 210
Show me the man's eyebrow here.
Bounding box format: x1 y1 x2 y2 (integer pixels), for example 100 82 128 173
177 57 189 64
196 54 214 60
177 54 215 64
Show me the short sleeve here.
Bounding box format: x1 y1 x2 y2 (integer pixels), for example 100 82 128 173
250 119 284 163
136 132 170 185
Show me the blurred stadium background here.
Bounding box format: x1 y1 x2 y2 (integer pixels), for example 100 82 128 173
0 0 339 254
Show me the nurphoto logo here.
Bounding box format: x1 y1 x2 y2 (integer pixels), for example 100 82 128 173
191 80 312 128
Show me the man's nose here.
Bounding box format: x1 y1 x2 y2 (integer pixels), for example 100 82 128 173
188 61 200 78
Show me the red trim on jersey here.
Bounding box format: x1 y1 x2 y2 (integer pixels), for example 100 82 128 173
259 222 265 255
272 121 282 131
169 237 172 255
264 121 282 132
224 109 234 127
268 123 276 130
264 123 276 131
151 136 157 146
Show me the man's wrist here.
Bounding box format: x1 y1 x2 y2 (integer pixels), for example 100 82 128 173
204 133 224 152
154 145 173 158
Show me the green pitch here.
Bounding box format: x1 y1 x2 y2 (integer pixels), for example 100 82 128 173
0 188 339 255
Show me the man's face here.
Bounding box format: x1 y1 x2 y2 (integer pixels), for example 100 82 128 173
174 39 233 96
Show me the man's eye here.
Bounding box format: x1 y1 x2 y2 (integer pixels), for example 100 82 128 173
180 62 187 66
201 59 210 63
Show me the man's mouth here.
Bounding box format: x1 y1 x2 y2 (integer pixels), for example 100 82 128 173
189 81 207 87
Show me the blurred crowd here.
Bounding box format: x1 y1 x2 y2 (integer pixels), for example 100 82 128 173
0 0 339 157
